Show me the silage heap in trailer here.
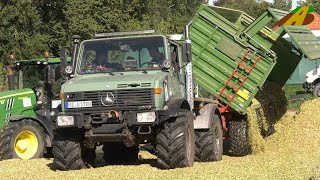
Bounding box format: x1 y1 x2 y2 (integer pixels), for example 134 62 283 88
190 5 320 114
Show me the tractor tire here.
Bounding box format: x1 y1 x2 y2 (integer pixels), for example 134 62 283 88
156 110 195 169
102 142 139 164
313 83 320 97
228 120 250 156
195 114 223 162
52 132 95 171
0 119 45 160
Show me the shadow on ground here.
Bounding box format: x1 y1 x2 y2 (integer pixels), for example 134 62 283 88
46 147 158 171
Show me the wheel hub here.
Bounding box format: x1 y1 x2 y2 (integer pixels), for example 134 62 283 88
16 140 28 153
14 131 39 159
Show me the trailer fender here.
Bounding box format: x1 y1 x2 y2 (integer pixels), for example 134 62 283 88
6 115 53 147
167 98 191 117
194 103 222 129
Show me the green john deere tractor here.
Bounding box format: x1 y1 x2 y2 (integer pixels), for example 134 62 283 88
0 55 70 160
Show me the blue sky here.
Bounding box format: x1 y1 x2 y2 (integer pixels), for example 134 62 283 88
208 0 303 10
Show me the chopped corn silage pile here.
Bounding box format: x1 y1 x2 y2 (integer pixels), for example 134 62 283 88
0 99 320 179
246 81 288 154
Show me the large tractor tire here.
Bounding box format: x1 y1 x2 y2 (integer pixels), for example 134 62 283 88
313 83 320 97
156 110 195 169
102 142 139 164
228 120 250 156
0 119 45 160
52 132 95 171
195 114 223 162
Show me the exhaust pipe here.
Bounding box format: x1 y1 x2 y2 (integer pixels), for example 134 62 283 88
185 20 192 40
5 65 14 90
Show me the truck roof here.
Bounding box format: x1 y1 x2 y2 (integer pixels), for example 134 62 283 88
13 57 72 65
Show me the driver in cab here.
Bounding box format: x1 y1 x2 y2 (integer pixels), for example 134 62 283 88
149 47 164 65
90 51 122 70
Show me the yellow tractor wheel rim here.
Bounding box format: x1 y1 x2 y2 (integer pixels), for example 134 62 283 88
14 131 38 159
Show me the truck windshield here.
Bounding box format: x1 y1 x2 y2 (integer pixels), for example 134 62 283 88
78 36 166 74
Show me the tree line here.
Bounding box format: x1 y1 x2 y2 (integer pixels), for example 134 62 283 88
0 0 318 90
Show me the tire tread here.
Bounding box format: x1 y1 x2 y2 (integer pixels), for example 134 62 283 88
156 111 195 169
52 133 86 171
228 120 250 156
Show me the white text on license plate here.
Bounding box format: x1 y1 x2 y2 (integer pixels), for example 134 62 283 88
66 101 92 108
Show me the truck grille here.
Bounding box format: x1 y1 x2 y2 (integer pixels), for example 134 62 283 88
65 89 154 112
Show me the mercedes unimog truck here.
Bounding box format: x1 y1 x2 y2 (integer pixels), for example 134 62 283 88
53 5 320 170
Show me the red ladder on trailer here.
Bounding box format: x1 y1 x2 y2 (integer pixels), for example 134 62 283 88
216 49 262 112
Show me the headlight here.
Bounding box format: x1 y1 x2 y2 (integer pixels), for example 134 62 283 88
35 90 41 97
137 112 156 123
65 65 73 74
57 116 74 126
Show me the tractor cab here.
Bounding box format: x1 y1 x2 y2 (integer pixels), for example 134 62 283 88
12 57 71 110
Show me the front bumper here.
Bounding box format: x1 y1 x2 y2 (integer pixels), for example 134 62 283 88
55 110 170 129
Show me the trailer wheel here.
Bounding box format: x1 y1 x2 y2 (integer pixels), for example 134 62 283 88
0 119 45 160
52 132 95 170
313 83 320 97
195 114 223 162
228 120 250 156
156 110 195 169
102 142 139 164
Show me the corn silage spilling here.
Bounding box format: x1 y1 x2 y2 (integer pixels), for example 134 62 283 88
246 81 288 154
246 99 266 153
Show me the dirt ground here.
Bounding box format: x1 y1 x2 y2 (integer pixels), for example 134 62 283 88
0 99 320 179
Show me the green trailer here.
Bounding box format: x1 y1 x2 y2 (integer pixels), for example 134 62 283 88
284 32 320 85
189 5 320 114
286 57 320 85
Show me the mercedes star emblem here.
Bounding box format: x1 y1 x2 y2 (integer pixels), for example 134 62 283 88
101 92 115 106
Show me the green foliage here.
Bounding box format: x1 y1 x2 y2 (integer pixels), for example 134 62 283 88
214 0 272 18
32 0 69 56
0 0 203 90
0 0 49 60
145 0 202 34
0 0 50 91
283 85 313 110
272 0 292 11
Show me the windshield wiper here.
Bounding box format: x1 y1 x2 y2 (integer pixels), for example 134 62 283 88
107 72 124 75
142 70 148 74
99 69 123 75
115 72 124 75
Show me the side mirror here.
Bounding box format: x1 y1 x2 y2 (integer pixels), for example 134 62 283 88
48 68 55 85
162 60 171 69
60 48 68 76
182 40 192 63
